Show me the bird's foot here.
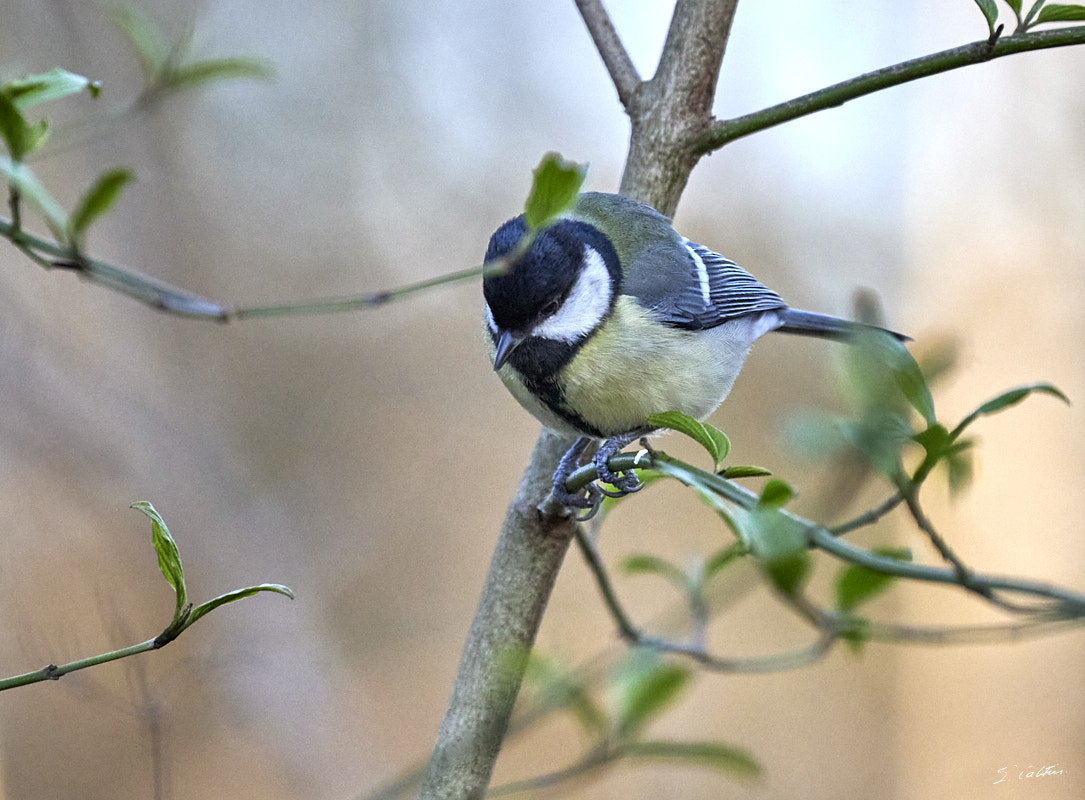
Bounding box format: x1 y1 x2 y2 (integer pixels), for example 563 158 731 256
592 433 645 497
550 433 650 521
551 437 604 520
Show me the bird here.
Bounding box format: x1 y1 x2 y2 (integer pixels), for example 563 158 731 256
482 191 908 518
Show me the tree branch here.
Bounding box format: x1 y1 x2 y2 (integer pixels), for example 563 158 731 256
417 430 578 800
692 25 1085 156
574 0 641 109
619 0 740 213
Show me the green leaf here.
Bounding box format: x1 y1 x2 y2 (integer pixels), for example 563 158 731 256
912 423 951 461
164 57 275 92
621 553 688 591
1036 4 1085 23
743 505 810 596
834 547 911 612
838 413 912 479
764 550 811 597
839 617 871 655
971 382 1067 419
612 651 691 736
954 382 1069 438
944 440 975 495
130 501 188 620
1006 0 1023 14
68 168 133 244
703 542 747 580
757 478 794 508
719 465 771 479
883 339 936 427
621 740 760 778
844 332 935 426
522 653 606 734
22 119 50 155
2 68 99 111
0 93 29 159
973 0 1000 33
109 6 172 79
648 411 731 469
523 152 587 230
187 583 294 625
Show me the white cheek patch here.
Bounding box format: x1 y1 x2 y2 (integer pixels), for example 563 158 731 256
532 246 612 343
484 301 497 333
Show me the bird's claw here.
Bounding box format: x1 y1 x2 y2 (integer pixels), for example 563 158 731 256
548 433 651 520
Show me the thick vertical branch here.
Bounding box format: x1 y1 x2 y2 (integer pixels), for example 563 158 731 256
418 2 739 798
418 431 577 800
620 0 740 214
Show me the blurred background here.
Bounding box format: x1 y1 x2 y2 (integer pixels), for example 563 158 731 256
1 1 1082 798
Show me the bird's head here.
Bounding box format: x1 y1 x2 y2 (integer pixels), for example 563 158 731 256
483 216 621 372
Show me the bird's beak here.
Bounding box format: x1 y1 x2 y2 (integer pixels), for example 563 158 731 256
492 328 526 371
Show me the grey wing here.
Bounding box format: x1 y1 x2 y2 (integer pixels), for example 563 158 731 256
656 239 788 330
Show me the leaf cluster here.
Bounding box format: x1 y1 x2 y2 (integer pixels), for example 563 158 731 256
1 10 269 264
494 647 758 795
573 330 1074 662
0 503 292 691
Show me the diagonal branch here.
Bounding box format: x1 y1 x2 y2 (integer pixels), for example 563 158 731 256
692 24 1085 156
574 0 641 109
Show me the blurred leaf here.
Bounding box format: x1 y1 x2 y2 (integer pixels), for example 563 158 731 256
764 551 811 597
912 423 952 465
839 412 913 479
973 0 1000 33
839 617 871 655
0 154 70 240
622 740 761 778
883 339 936 427
131 501 188 620
744 505 810 596
613 655 691 737
719 465 771 479
1036 3 1085 23
2 68 99 111
22 119 50 155
523 653 606 734
0 93 29 159
109 5 172 79
621 553 688 591
704 542 747 580
944 440 975 495
834 547 911 612
649 411 730 469
845 332 935 426
68 168 133 244
757 478 794 509
524 152 586 230
1006 0 1023 14
188 584 294 625
164 57 275 92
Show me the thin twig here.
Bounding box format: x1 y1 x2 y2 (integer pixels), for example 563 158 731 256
574 0 641 109
692 25 1085 155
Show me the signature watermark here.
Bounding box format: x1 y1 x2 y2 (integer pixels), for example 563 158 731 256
994 763 1066 784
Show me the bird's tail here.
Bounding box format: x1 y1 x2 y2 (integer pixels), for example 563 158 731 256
775 308 911 342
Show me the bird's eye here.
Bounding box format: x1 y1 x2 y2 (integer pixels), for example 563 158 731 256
540 298 561 318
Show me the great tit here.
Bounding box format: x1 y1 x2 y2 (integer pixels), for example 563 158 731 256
482 191 908 516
